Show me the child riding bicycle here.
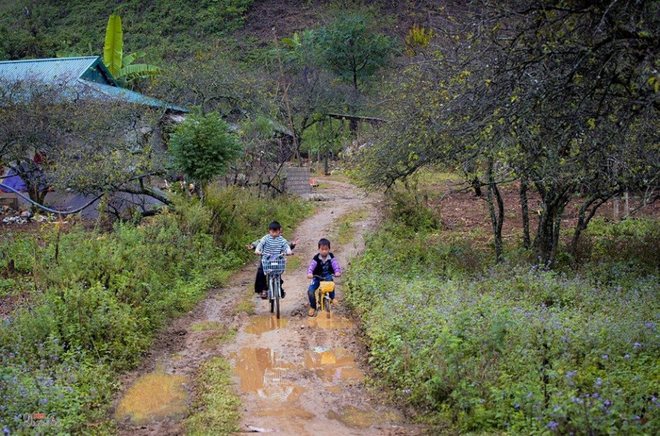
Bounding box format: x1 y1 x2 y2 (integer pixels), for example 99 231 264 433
306 238 342 317
253 221 294 299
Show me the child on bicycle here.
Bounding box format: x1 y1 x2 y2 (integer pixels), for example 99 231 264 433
252 221 294 299
306 238 342 316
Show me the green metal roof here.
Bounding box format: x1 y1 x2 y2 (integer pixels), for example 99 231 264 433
0 56 186 112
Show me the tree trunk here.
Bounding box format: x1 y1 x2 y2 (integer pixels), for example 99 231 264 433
471 176 482 197
486 158 504 262
571 194 614 259
533 189 570 267
324 151 330 176
520 175 531 249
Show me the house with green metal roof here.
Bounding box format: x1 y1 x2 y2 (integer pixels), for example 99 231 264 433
0 56 186 112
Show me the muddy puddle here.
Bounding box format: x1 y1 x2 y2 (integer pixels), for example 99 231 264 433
327 405 401 429
307 314 355 330
232 347 302 401
245 314 289 335
115 371 188 424
304 347 365 383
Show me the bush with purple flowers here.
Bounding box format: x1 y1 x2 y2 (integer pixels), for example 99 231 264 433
346 219 659 434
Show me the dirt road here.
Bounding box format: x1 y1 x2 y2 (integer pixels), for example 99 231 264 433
114 180 421 435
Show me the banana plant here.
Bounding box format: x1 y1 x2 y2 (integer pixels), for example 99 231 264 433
103 14 160 85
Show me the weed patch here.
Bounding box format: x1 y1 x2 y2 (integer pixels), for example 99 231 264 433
335 208 369 245
185 357 241 435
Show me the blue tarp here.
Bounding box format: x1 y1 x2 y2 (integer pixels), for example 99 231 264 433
0 170 27 192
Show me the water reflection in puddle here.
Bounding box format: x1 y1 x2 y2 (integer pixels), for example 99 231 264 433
245 315 288 335
115 372 188 424
232 348 301 401
304 348 364 383
307 314 355 330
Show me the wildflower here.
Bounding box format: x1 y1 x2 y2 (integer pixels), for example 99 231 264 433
595 378 602 387
603 399 612 408
514 403 520 411
601 354 608 360
624 354 631 359
547 421 559 430
39 398 48 405
3 426 9 436
633 342 642 349
571 397 584 405
644 321 655 330
592 393 600 399
566 370 577 379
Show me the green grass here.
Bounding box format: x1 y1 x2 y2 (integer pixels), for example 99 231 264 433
190 321 224 332
335 208 370 245
287 255 302 271
184 357 241 435
232 286 256 316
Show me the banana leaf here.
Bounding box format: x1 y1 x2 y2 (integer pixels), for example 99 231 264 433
103 14 123 78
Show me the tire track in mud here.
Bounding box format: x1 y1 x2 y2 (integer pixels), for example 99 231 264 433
112 180 423 435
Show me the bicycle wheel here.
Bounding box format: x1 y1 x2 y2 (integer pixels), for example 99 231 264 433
269 276 275 314
324 294 331 314
274 276 280 319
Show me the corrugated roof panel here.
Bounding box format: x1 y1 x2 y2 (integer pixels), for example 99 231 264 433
78 80 187 112
0 56 186 112
0 56 99 84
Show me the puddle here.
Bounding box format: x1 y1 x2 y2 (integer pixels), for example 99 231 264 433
232 348 301 401
115 372 188 424
245 315 288 335
304 348 364 383
307 314 355 330
327 406 401 429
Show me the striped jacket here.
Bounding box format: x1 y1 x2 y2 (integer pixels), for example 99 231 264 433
255 235 292 257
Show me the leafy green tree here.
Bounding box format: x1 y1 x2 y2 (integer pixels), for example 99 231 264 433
169 112 242 195
353 0 659 266
316 8 396 136
316 9 395 94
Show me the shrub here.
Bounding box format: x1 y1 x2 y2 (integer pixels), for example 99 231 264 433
346 219 659 433
384 187 439 232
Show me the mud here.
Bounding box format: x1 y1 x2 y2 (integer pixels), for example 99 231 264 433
112 179 423 435
115 371 188 425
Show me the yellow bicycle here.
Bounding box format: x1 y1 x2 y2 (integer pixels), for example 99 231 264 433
314 275 335 316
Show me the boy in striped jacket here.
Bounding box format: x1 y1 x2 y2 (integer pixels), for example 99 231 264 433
252 221 295 299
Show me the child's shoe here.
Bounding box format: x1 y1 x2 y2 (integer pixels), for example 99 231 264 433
281 289 286 299
260 290 268 299
308 308 316 317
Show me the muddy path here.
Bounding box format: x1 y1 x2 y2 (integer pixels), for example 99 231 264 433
113 180 422 435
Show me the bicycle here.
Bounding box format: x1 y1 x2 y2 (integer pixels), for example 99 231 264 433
262 254 286 319
313 274 335 317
